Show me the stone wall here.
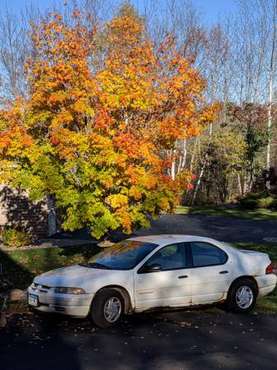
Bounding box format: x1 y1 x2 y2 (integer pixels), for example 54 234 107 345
0 186 49 239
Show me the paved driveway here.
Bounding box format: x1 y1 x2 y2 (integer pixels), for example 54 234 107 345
135 214 277 244
0 309 276 370
44 214 277 246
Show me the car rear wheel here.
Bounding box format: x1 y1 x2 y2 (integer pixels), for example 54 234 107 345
226 278 257 313
90 289 124 328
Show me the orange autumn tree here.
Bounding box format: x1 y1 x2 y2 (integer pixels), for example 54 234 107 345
0 6 217 239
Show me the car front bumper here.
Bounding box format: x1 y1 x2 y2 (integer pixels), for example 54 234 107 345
27 286 94 318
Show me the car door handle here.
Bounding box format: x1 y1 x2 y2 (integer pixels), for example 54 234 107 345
219 270 229 274
178 275 188 279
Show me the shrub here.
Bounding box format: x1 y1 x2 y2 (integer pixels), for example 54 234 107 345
0 228 31 248
270 199 277 210
257 196 275 209
239 193 276 210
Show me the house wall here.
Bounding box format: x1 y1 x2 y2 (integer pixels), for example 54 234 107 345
0 185 49 239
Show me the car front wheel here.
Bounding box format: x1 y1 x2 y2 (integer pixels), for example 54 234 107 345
226 278 257 313
90 289 124 328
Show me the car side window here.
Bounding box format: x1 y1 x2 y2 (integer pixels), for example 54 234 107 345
142 243 188 271
191 242 227 267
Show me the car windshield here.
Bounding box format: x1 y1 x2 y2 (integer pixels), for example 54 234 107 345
82 240 158 270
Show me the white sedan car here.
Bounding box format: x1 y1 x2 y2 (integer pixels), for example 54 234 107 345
28 235 276 328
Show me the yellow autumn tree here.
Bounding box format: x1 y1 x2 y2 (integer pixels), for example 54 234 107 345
0 5 217 238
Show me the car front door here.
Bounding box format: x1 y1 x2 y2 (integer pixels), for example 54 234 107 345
134 243 192 312
189 241 232 305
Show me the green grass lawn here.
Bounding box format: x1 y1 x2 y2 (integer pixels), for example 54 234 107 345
1 242 276 313
176 205 277 221
0 245 100 290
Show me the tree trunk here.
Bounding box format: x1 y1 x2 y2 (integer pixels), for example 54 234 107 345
171 149 176 180
47 195 57 237
189 138 198 172
177 139 187 174
237 173 243 196
266 0 277 190
191 156 207 205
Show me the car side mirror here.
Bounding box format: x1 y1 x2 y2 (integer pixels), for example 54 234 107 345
139 263 162 273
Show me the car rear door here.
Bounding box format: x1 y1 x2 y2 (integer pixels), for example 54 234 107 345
189 241 232 305
134 243 192 311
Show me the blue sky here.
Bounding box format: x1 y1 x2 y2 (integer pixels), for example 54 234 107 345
192 0 237 22
1 0 237 24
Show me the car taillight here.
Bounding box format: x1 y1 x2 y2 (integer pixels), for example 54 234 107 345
266 263 273 274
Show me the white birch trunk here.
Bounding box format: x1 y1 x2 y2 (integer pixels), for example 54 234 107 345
191 156 207 205
266 0 276 189
171 149 176 180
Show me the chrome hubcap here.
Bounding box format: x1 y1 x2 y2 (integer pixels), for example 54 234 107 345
235 285 254 309
103 297 122 323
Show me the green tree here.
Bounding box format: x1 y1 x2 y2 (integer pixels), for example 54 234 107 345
228 103 268 191
194 127 246 203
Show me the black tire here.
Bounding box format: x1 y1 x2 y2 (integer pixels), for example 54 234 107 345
90 289 124 328
225 278 257 313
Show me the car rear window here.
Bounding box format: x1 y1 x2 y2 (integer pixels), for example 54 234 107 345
191 242 227 267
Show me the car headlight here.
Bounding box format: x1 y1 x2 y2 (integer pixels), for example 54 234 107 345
54 287 86 295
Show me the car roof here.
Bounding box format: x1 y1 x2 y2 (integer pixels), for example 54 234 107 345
127 234 223 247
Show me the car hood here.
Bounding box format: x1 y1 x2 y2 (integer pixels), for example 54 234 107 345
34 264 119 288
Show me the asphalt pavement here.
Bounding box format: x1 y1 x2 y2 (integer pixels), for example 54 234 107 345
0 308 277 370
136 214 277 244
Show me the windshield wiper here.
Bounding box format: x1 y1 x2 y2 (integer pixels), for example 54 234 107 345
80 262 111 269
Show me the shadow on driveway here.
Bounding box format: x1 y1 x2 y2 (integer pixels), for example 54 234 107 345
0 250 81 370
0 309 277 370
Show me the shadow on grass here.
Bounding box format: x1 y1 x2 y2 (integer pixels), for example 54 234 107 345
0 249 35 291
0 244 100 291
